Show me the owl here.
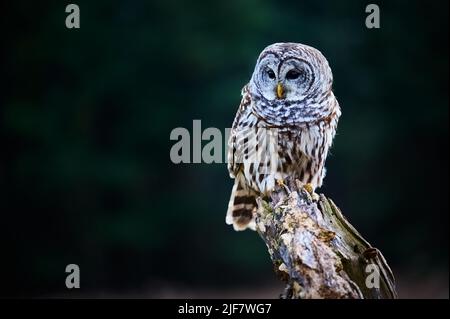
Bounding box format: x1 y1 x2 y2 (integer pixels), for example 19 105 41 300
226 43 341 231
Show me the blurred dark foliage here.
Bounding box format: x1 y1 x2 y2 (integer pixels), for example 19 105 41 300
1 0 448 297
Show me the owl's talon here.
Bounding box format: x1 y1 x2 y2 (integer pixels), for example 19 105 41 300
303 183 314 195
303 183 319 202
276 179 291 193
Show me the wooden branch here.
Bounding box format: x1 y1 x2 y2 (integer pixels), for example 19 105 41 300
255 178 397 299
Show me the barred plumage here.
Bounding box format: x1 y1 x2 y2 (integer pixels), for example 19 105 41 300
226 43 341 231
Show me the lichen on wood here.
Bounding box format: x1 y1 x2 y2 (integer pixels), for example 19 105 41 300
255 178 397 299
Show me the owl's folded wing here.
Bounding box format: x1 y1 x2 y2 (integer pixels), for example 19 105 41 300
227 84 252 178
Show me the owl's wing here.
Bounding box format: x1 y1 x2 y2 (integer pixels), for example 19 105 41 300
227 84 251 178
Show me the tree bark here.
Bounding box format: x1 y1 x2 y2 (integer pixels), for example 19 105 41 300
255 178 397 299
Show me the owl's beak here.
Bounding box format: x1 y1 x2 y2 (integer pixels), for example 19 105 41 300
276 83 285 99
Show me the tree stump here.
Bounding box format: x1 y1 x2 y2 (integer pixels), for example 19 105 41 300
255 178 397 299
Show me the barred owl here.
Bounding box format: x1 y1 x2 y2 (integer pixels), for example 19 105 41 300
226 43 341 231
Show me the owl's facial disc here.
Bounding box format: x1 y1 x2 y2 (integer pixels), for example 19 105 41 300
252 56 314 102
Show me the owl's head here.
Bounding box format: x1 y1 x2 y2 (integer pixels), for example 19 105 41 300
248 43 335 125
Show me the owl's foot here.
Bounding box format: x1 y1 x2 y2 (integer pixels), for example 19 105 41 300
303 183 319 202
276 179 291 194
303 183 314 194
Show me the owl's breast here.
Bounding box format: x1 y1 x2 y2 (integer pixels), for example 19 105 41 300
231 96 339 194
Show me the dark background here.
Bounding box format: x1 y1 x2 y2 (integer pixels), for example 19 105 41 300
1 0 448 298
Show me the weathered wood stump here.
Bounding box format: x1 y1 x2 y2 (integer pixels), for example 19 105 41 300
255 178 397 299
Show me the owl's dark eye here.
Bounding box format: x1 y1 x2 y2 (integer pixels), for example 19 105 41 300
266 69 276 80
286 70 301 80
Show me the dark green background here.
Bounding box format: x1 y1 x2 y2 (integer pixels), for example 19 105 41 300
2 0 448 298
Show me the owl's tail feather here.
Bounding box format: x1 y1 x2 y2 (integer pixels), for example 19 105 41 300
226 178 257 231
